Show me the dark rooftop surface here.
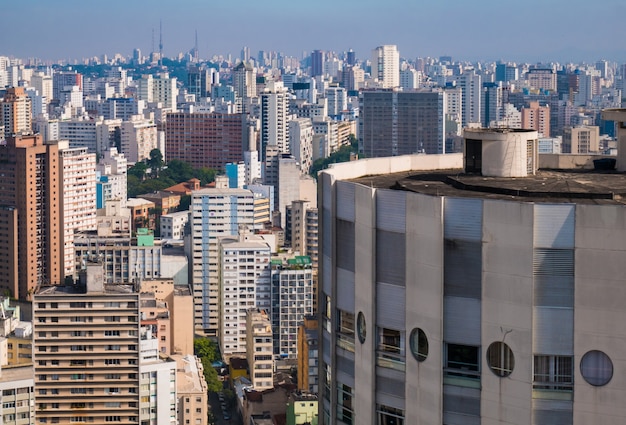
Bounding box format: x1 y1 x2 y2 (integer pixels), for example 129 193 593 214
350 169 626 205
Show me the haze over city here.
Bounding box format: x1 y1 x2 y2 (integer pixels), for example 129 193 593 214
4 0 626 62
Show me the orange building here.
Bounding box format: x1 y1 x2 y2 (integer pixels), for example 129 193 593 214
0 134 62 299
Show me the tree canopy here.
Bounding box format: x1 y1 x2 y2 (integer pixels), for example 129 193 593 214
127 155 216 198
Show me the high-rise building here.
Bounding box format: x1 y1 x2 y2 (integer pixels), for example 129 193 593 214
311 50 325 78
459 69 482 127
187 65 213 99
318 127 626 424
288 117 314 175
527 68 557 92
521 101 551 137
260 81 290 161
32 266 142 424
165 112 245 170
285 200 319 269
232 62 256 100
246 309 274 390
52 70 82 102
371 45 399 89
359 89 445 156
136 73 178 111
2 87 32 140
190 188 255 333
0 134 62 299
120 115 158 163
30 72 53 109
482 82 503 127
218 230 271 356
59 143 97 278
33 264 178 425
270 256 314 358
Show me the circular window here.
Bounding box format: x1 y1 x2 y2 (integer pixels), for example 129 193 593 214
409 328 428 362
356 312 366 344
580 350 613 386
486 342 515 377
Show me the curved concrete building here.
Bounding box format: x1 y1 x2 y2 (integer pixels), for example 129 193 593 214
319 136 626 424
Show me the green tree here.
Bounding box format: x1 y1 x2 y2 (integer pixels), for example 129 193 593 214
148 149 164 178
128 162 147 181
194 338 219 363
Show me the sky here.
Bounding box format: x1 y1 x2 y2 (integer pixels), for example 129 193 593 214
3 0 626 64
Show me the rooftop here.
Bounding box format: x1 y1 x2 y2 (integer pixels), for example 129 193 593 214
350 168 626 205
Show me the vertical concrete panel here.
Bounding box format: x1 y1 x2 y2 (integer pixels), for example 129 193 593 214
481 200 534 425
574 205 626 425
353 183 377 423
405 192 444 425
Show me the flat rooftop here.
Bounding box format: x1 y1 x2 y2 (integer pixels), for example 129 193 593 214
350 169 626 205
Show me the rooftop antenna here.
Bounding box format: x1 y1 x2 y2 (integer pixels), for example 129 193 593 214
159 20 163 67
194 29 199 63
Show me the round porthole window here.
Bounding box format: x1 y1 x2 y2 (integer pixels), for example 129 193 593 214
580 350 613 386
356 312 366 344
409 328 428 362
486 342 515 377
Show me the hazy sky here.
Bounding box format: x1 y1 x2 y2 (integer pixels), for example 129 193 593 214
3 0 626 63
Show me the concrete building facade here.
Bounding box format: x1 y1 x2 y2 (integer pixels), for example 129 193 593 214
319 138 626 424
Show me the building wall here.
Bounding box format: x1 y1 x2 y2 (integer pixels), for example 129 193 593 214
319 154 626 425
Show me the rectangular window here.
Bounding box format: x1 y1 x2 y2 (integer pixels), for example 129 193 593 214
337 384 354 425
444 343 480 380
376 404 405 425
533 355 573 391
377 327 405 365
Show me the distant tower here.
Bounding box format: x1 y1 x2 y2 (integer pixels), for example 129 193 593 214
346 49 356 66
194 29 199 63
159 20 163 66
371 45 400 88
311 50 324 77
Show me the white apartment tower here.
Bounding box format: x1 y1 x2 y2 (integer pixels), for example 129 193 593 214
270 257 314 358
218 230 271 356
59 143 97 278
120 115 158 163
260 81 290 161
288 117 314 175
371 45 400 89
190 188 255 333
459 69 482 127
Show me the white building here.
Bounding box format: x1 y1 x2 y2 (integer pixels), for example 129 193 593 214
190 188 255 333
400 68 421 90
97 147 128 208
58 117 121 157
160 211 189 240
325 86 347 117
271 257 314 358
136 73 179 111
120 115 158 163
458 69 482 127
219 230 271 356
59 143 97 277
289 117 314 175
260 81 291 160
371 45 399 88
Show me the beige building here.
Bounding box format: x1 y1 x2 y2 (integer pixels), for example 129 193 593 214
246 309 274 390
0 364 36 425
1 87 32 140
562 125 600 154
521 101 551 137
33 264 142 424
172 354 208 425
141 280 194 356
0 133 62 300
526 68 557 92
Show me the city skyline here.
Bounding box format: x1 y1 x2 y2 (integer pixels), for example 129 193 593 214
3 0 626 63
